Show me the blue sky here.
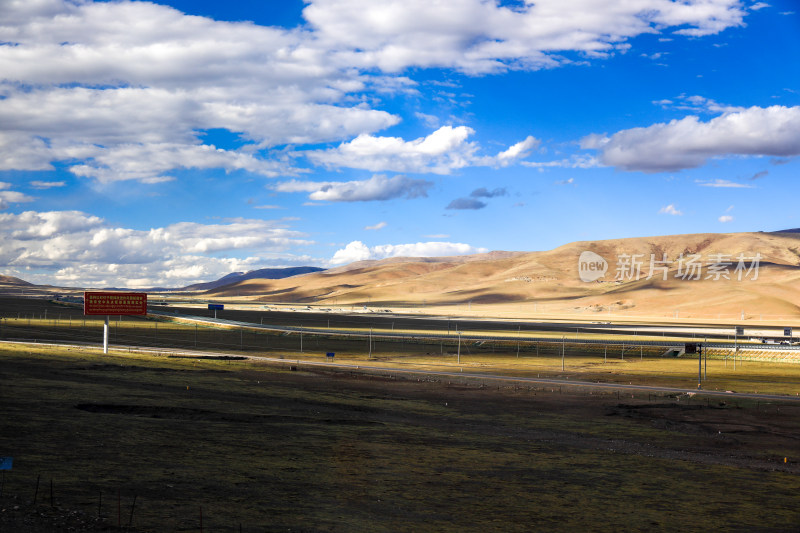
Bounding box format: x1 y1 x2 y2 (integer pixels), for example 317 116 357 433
1 0 799 288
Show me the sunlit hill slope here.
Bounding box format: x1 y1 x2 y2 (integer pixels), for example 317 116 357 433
206 231 800 320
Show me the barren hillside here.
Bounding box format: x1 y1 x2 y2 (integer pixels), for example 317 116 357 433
206 232 800 320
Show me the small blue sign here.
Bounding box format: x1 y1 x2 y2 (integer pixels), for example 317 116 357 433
208 304 224 310
0 457 12 470
326 352 335 359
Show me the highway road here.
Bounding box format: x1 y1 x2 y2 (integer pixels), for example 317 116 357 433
3 338 798 403
148 306 800 352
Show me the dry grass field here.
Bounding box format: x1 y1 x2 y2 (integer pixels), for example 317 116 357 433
1 343 800 532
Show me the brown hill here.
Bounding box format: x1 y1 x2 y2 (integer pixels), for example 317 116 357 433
207 231 800 320
0 274 34 287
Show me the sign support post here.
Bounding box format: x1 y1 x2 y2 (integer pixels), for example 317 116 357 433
103 316 109 354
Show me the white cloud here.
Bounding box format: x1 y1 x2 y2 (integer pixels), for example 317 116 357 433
307 126 537 173
30 180 66 189
595 106 800 172
330 240 487 265
659 204 683 216
304 0 746 73
365 221 387 230
0 0 749 182
68 142 297 183
654 94 743 114
719 215 734 223
0 182 35 209
521 155 598 170
306 126 478 174
0 1 398 182
696 179 755 188
275 174 433 202
0 210 315 287
492 136 539 166
415 112 440 129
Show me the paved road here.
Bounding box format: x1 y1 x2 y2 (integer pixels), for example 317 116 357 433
148 308 800 352
4 338 798 403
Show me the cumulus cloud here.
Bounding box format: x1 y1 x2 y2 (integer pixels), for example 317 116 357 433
491 136 539 167
659 204 683 216
304 0 746 73
0 182 35 209
593 106 800 172
69 143 294 183
275 174 433 202
306 126 478 174
0 0 749 182
0 0 397 182
307 127 538 173
0 210 314 287
330 240 487 265
719 215 734 223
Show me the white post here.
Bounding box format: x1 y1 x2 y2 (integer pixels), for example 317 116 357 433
457 332 461 364
103 315 109 354
562 335 565 371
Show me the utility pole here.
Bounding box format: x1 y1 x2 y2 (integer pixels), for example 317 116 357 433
457 332 461 364
561 335 565 371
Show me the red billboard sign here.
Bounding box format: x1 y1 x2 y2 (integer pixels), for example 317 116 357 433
84 292 147 316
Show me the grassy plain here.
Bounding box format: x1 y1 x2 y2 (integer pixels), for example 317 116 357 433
1 342 800 532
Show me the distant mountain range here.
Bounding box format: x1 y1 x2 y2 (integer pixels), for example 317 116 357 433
7 230 800 320
0 267 325 293
200 230 800 319
181 266 326 292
